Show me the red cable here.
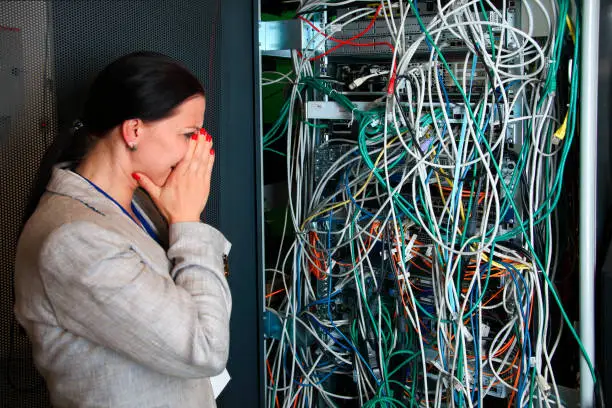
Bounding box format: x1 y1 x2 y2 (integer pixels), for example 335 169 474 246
265 288 286 299
298 5 398 93
298 4 393 61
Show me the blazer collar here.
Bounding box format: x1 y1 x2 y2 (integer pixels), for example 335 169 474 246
46 165 170 252
46 166 119 216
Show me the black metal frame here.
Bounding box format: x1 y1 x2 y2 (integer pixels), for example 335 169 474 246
216 0 265 406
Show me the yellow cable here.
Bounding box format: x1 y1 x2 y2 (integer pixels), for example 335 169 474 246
553 112 568 142
552 16 574 145
566 15 576 44
444 174 466 222
435 161 466 225
480 252 531 271
434 171 465 223
300 135 399 230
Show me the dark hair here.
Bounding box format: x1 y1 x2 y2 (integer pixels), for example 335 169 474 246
82 51 204 136
24 51 204 222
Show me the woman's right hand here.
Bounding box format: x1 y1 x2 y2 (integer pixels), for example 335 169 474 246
133 129 215 224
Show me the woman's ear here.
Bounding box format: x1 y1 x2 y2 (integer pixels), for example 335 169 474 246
121 119 141 151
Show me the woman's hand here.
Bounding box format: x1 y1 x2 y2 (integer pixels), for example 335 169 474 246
133 129 215 224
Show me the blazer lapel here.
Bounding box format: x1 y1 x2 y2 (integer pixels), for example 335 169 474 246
46 167 173 278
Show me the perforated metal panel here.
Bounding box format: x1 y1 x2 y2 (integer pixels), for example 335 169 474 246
0 1 224 407
0 2 54 407
50 0 222 225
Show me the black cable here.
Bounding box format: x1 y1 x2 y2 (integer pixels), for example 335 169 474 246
596 380 606 408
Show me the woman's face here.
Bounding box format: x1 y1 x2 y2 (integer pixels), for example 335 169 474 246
133 95 206 185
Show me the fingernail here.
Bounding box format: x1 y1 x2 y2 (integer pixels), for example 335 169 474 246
191 133 198 140
199 128 206 135
206 134 212 142
132 172 140 181
210 148 215 155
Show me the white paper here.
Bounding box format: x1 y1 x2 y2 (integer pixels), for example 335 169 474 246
210 369 231 399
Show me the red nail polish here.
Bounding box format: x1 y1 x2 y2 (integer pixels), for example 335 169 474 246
132 172 140 181
191 133 198 140
199 128 206 135
210 148 215 155
206 134 212 142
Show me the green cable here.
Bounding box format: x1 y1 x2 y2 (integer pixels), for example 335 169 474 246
349 218 381 337
293 4 593 404
528 367 537 407
263 148 287 157
304 121 328 129
478 0 497 60
405 0 597 386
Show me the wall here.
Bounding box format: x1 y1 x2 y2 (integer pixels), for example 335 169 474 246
0 1 54 406
1 1 263 407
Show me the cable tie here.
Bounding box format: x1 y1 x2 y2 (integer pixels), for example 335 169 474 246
404 234 418 262
529 356 537 368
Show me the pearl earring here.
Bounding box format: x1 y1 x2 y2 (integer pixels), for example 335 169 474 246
128 142 138 151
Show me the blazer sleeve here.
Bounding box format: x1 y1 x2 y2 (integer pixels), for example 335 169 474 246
39 220 232 379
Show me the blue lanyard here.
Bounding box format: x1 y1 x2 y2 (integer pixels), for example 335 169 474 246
79 175 159 243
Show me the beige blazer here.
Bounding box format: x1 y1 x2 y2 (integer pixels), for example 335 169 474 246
14 167 232 408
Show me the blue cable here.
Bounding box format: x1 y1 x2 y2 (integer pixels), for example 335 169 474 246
293 365 338 387
322 200 381 386
304 290 342 309
343 169 379 220
502 261 532 406
306 314 351 352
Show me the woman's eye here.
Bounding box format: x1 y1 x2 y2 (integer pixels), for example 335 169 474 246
184 132 195 139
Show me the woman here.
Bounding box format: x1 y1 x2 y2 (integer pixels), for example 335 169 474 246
14 51 231 408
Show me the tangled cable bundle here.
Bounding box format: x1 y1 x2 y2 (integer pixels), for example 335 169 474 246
263 0 590 406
